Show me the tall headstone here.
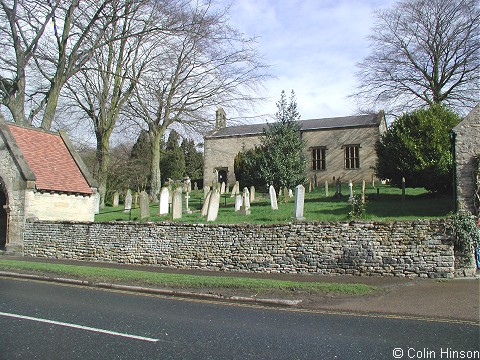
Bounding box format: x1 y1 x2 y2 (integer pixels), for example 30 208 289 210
293 184 306 220
159 187 170 215
194 182 199 193
325 180 329 197
269 185 278 210
213 169 219 185
220 182 226 194
112 191 119 207
184 191 192 214
201 190 212 217
139 191 149 219
207 188 220 221
124 189 132 212
172 188 183 220
235 194 242 212
309 180 313 193
249 186 255 203
348 180 354 202
238 187 251 215
362 180 366 204
231 181 240 197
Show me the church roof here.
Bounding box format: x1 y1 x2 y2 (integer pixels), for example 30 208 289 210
4 123 94 195
206 113 383 139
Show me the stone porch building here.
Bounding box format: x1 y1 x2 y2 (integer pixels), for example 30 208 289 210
204 109 387 187
453 104 480 215
0 121 98 253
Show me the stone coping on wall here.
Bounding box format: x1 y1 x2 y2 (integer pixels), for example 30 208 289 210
23 219 460 278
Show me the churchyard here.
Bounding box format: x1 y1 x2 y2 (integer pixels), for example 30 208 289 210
95 182 453 224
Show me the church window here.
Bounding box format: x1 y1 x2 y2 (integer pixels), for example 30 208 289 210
344 144 360 169
312 147 326 171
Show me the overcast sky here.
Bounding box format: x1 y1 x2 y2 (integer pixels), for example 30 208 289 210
222 0 398 122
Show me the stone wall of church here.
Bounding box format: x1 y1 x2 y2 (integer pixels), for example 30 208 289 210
24 219 457 278
454 105 479 215
204 134 261 186
303 126 381 184
25 191 96 222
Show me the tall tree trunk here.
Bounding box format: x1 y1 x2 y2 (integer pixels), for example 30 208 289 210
41 81 63 130
96 131 111 208
149 129 162 202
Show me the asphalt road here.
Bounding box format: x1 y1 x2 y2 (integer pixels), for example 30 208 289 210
0 277 478 360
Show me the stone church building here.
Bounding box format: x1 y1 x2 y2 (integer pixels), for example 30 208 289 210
204 108 387 187
0 121 98 253
453 104 480 216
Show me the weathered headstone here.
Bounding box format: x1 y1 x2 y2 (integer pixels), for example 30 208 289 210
230 181 240 197
207 188 220 221
325 180 329 197
184 191 192 214
269 185 278 210
249 186 255 203
124 189 132 212
201 190 212 217
288 189 293 198
362 180 366 204
348 180 354 202
238 187 251 215
293 184 306 220
204 185 210 199
159 187 170 215
309 180 313 193
112 191 119 207
235 194 242 212
220 182 226 194
172 188 183 220
139 191 149 219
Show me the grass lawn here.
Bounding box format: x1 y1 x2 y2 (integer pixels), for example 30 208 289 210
0 260 377 295
96 184 454 224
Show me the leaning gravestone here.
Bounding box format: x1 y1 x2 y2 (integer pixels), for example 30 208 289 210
230 181 240 197
269 185 278 210
293 184 306 221
235 194 242 212
204 185 210 199
207 188 220 221
201 190 212 217
112 191 119 207
124 189 132 212
172 188 183 220
159 187 170 215
139 191 149 219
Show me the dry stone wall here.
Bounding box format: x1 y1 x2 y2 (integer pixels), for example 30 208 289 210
23 220 455 278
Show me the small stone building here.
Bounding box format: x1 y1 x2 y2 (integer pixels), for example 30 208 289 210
0 121 98 253
204 109 387 186
453 104 480 215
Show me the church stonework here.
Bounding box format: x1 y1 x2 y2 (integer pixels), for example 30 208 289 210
204 109 387 187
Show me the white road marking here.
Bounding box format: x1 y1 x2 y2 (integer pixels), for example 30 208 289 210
0 311 159 342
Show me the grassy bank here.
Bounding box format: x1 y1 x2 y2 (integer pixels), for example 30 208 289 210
96 184 453 223
0 260 377 295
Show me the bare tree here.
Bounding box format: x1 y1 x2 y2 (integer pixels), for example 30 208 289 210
127 0 269 200
352 0 480 114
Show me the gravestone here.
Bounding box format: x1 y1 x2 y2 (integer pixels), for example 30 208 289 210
204 185 211 199
124 189 132 212
288 189 293 198
213 169 219 185
207 188 220 221
230 181 240 197
201 190 212 217
235 194 242 212
362 180 366 204
139 191 149 219
269 185 278 210
293 184 305 220
172 188 183 220
194 182 198 193
238 187 251 215
249 186 255 203
348 180 354 202
309 180 313 193
220 182 226 194
159 187 170 215
325 180 329 197
184 191 192 214
112 191 119 207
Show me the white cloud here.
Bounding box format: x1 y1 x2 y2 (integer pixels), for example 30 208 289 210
221 0 397 121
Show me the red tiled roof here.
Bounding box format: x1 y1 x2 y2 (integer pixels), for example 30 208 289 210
7 124 93 194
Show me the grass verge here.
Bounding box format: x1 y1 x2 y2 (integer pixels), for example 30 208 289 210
0 260 377 295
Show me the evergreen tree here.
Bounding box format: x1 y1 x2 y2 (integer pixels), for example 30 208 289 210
259 90 307 189
160 130 185 182
181 139 204 179
375 104 461 194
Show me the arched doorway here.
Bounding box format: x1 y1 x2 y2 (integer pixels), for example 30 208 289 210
0 189 7 249
217 168 228 184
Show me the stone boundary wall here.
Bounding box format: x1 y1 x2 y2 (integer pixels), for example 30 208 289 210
23 220 455 278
